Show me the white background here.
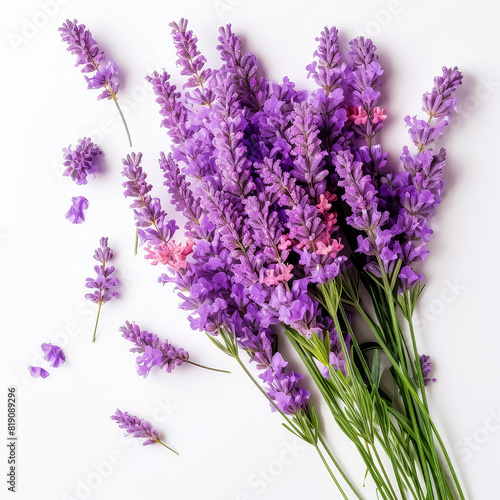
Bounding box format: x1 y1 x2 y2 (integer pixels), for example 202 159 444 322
1 0 500 499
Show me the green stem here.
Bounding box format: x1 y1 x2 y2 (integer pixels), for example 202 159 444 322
314 443 350 500
92 301 102 343
155 439 179 455
134 226 138 256
111 93 132 147
233 354 353 499
377 260 443 497
186 360 231 374
318 433 364 500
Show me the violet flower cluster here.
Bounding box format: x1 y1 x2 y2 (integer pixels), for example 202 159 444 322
85 237 119 342
62 137 103 185
119 321 189 378
124 20 363 416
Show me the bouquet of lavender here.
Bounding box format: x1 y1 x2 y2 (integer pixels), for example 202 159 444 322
60 17 465 500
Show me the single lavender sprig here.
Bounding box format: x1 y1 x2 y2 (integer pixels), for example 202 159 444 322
85 237 119 342
59 19 132 146
41 343 66 368
119 321 230 377
111 409 178 454
393 67 463 289
62 137 103 185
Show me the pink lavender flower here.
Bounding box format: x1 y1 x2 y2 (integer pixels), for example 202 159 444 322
144 239 194 271
62 138 102 185
85 237 119 342
28 366 50 379
372 107 387 124
41 343 66 368
111 409 178 453
65 196 89 224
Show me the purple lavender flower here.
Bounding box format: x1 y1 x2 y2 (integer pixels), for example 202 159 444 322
170 18 211 88
59 19 119 99
122 153 178 249
62 137 103 185
145 71 191 149
41 343 66 368
345 36 386 145
391 67 462 289
111 409 178 453
159 152 206 239
422 66 462 120
334 149 397 273
286 101 328 199
28 366 50 379
210 70 255 197
59 19 132 146
259 353 310 414
119 321 188 378
65 196 89 224
306 26 345 95
419 354 436 386
85 237 119 342
216 24 268 113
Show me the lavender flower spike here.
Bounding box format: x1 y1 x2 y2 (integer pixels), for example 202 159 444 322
111 409 178 454
65 196 89 224
62 137 103 185
59 19 132 146
41 343 66 368
85 237 119 342
119 321 230 378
